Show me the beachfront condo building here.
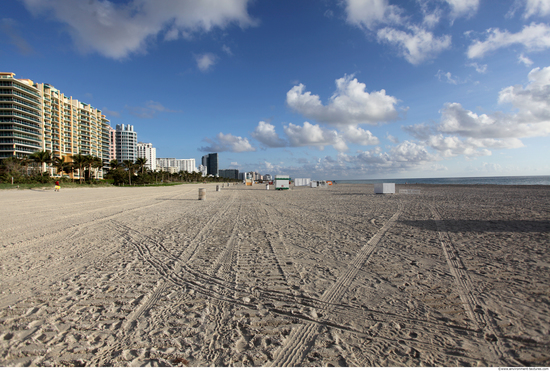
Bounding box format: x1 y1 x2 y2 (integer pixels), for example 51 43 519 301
156 158 196 173
115 124 137 163
202 153 218 177
36 82 111 170
1 72 111 179
137 142 156 171
199 164 207 177
0 73 43 159
109 126 116 160
219 169 239 179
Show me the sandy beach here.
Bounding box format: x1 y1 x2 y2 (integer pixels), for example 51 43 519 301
0 182 549 367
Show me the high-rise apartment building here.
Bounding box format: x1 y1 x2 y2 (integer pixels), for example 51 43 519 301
219 169 239 179
201 153 218 176
0 73 43 158
1 72 111 179
109 126 116 160
156 158 196 173
115 124 137 163
36 82 110 160
137 142 156 171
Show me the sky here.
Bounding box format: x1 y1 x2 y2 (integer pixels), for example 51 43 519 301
2 0 550 180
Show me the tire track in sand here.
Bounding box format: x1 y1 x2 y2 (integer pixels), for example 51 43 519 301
207 203 243 282
88 191 238 366
0 186 197 254
429 204 521 366
268 202 403 367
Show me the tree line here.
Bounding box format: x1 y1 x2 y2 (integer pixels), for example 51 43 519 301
0 150 239 186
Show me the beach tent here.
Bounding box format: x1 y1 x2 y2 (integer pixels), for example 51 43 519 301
374 183 395 194
310 181 317 188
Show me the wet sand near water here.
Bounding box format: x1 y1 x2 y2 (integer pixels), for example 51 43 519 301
0 183 549 366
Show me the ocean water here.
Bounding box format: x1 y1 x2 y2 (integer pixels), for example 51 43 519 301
334 175 550 186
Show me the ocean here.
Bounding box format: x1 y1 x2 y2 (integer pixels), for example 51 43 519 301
334 175 550 186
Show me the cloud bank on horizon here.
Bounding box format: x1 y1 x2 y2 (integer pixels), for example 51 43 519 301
9 0 550 178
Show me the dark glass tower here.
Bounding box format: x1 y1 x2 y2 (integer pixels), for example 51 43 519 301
207 152 218 176
201 152 218 176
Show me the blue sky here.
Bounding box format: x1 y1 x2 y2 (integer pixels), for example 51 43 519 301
2 0 550 179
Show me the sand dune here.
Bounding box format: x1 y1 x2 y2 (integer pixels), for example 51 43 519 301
0 183 549 366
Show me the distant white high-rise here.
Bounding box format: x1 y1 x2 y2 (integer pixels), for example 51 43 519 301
156 158 196 173
115 124 137 162
136 142 156 171
199 164 207 177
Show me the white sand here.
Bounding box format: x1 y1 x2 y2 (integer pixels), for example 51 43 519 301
0 183 549 366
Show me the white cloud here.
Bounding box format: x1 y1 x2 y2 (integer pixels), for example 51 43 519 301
443 0 480 19
241 142 442 179
21 0 256 59
194 53 217 72
467 22 550 59
518 53 534 66
377 26 452 65
344 0 403 31
467 62 487 73
102 107 120 118
434 67 550 140
126 100 180 118
389 141 436 163
436 70 461 84
199 132 256 153
253 120 378 152
286 75 399 126
403 67 550 159
251 121 287 148
283 122 348 152
338 141 437 171
386 133 399 143
343 1 457 65
426 134 494 157
222 44 233 56
524 0 550 18
498 66 550 122
341 125 380 145
403 122 434 140
438 103 528 140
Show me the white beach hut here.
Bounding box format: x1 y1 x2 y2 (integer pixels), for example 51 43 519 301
275 175 290 190
294 178 311 187
374 183 395 194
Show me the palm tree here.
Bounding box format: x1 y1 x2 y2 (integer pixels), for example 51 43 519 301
135 157 148 175
123 159 135 185
30 150 53 174
65 162 76 181
53 156 69 178
71 153 87 184
19 156 31 176
109 159 121 170
92 157 103 179
83 155 95 181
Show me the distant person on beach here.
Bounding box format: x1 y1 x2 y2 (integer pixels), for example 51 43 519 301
54 180 60 192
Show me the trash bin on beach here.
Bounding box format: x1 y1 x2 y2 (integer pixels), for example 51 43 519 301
199 188 206 200
216 185 220 192
266 184 269 190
